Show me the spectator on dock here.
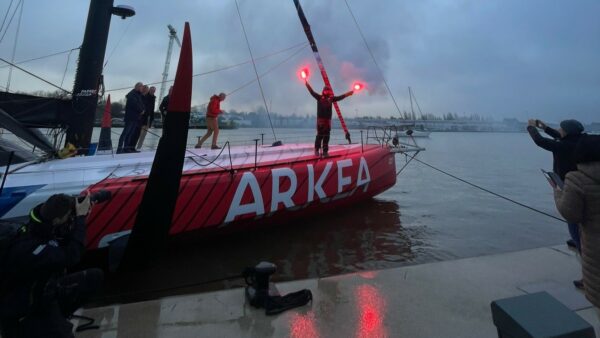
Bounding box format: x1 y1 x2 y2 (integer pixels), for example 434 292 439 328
527 119 585 254
305 80 353 157
0 193 103 337
159 86 173 122
195 93 226 150
553 134 600 308
117 82 145 153
136 86 156 150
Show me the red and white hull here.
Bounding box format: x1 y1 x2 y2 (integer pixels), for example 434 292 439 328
0 143 396 250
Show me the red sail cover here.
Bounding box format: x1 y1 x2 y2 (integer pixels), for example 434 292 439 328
168 23 193 113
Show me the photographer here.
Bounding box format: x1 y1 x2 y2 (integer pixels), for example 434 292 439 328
527 118 585 288
0 193 103 338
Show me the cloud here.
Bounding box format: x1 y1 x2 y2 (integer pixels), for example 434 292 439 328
0 0 599 122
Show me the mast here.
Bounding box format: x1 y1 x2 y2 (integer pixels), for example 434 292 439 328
66 0 134 154
293 0 351 143
409 86 415 125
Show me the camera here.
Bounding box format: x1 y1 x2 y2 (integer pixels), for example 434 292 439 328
76 190 112 204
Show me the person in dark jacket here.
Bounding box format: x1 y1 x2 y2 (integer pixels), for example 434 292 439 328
136 86 156 150
305 80 353 157
195 93 226 150
117 82 145 153
0 194 103 338
159 86 173 122
527 118 585 275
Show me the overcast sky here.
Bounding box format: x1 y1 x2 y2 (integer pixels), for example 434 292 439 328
0 0 599 123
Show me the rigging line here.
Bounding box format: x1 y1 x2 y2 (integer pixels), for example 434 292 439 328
412 156 566 223
227 43 306 96
396 151 420 176
343 0 403 117
104 41 308 93
0 47 80 69
0 0 21 45
0 0 15 37
5 0 23 92
59 47 74 88
0 56 70 93
103 19 132 69
234 0 277 142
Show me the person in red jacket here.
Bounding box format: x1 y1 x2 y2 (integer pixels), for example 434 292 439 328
195 93 226 150
305 81 353 157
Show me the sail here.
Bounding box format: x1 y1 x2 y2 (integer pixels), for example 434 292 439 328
0 91 71 128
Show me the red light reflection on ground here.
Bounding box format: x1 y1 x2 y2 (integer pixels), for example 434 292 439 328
356 284 387 338
290 312 319 338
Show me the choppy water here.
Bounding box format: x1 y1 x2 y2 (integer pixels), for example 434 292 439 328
91 127 566 303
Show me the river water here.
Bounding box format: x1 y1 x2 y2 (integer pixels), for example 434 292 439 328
89 127 566 303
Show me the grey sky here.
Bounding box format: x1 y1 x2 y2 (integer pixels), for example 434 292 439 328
0 0 599 123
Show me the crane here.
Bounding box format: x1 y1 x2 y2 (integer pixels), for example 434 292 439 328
158 24 182 114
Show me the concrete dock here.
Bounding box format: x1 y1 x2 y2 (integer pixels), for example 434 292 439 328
77 245 599 337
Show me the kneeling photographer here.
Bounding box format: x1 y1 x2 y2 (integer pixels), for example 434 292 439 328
0 191 107 338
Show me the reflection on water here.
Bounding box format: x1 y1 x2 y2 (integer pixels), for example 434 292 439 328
96 198 418 304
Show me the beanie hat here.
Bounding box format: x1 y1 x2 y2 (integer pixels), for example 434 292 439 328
560 119 584 136
40 194 74 224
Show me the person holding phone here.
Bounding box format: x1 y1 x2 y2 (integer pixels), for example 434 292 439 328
527 118 585 257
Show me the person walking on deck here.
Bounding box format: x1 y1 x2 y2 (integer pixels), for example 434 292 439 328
195 93 226 150
117 82 145 153
136 86 156 150
305 80 353 157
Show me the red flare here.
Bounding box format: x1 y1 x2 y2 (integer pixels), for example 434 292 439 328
168 22 193 113
101 94 112 128
299 67 309 80
353 82 363 91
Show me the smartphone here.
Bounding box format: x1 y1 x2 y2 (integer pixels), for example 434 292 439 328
541 169 564 190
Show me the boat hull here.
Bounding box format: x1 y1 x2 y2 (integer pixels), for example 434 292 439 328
0 144 397 250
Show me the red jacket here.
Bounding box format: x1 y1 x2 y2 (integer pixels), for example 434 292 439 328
206 95 221 117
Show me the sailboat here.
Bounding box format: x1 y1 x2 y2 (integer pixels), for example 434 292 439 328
0 1 422 252
394 87 431 138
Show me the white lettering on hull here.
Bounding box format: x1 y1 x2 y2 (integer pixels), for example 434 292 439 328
225 157 372 223
224 172 264 223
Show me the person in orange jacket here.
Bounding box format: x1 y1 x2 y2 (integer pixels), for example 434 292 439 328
195 93 226 150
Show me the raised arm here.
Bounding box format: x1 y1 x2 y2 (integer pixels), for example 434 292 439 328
527 125 560 152
305 81 320 100
333 91 354 102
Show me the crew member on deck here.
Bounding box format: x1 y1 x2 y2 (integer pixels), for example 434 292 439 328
159 86 173 122
305 80 353 157
136 86 156 150
195 93 226 150
117 82 145 153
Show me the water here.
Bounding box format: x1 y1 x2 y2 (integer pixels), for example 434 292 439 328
90 128 566 303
